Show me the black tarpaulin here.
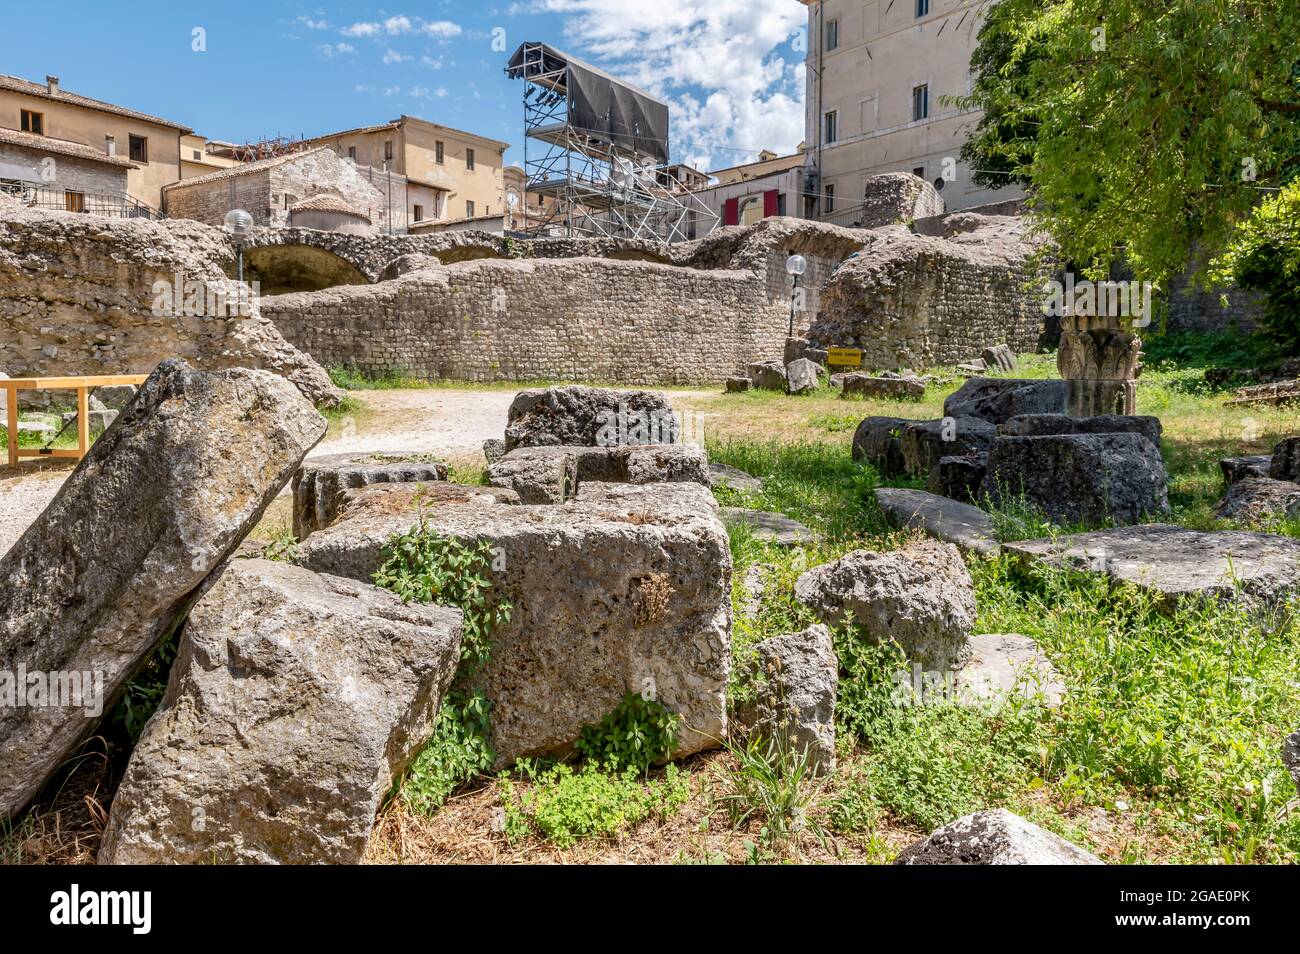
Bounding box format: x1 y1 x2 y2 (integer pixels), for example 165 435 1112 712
507 42 670 164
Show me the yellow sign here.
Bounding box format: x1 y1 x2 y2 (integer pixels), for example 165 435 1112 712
827 347 863 369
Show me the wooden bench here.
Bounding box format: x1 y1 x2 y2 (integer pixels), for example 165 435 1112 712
3 374 150 468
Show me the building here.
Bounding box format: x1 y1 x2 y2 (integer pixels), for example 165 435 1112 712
798 0 1022 219
179 134 242 180
503 164 561 232
299 116 508 229
162 146 398 234
710 149 806 186
691 149 808 230
0 73 188 212
0 125 139 216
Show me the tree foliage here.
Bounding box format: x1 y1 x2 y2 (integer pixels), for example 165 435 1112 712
957 0 1300 284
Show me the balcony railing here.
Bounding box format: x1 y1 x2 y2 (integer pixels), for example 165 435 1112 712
0 181 165 220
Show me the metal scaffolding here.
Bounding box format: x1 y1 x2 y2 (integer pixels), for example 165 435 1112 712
506 42 717 242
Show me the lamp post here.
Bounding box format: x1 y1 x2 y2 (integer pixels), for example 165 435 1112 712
222 208 254 283
786 253 807 338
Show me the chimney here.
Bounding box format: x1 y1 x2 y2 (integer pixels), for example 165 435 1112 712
46 75 59 94
105 134 115 158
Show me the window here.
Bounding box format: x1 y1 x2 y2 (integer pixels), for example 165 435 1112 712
129 135 148 163
824 110 838 144
20 109 43 135
466 148 475 170
64 191 85 213
348 146 357 162
912 84 929 121
825 19 839 52
466 200 475 218
777 193 787 216
435 140 444 164
192 149 202 161
916 0 930 17
824 184 835 213
413 204 424 223
913 165 926 178
384 140 394 161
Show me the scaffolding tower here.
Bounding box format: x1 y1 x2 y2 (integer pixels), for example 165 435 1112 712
506 42 717 242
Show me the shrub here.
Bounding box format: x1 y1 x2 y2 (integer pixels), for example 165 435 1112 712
573 693 679 773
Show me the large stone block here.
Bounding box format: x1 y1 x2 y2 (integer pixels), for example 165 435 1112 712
785 358 821 395
852 416 911 476
487 446 579 504
293 452 449 540
900 416 997 479
982 432 1170 526
503 386 677 450
98 560 463 864
999 413 1162 449
794 540 976 670
0 360 326 821
1270 437 1300 482
944 377 1067 425
747 361 787 392
734 624 837 775
895 809 1103 865
1214 477 1300 524
874 487 1000 557
294 482 731 765
486 443 709 504
840 373 925 400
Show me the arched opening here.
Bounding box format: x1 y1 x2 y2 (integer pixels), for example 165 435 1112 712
244 245 370 295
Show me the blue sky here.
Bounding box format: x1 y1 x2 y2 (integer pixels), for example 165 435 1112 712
0 1 809 171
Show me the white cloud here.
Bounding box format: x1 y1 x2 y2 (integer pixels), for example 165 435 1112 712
384 15 414 34
383 48 413 64
535 0 806 169
341 21 380 37
421 55 444 69
297 15 330 30
421 20 463 38
318 42 355 58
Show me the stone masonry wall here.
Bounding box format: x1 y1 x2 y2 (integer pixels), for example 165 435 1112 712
262 257 785 385
0 144 128 198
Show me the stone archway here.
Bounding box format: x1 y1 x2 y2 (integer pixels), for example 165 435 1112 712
244 245 371 296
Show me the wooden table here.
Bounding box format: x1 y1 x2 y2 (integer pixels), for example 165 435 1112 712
3 374 150 467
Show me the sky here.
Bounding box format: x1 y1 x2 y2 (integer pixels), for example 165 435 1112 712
0 0 810 172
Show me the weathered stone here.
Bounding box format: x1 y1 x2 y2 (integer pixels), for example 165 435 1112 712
725 376 752 393
722 507 817 546
900 416 998 479
955 634 1066 708
709 462 764 494
295 481 730 765
337 480 520 522
735 624 837 775
503 385 676 450
874 487 1000 557
482 438 506 464
487 446 578 504
840 373 925 400
999 413 1162 449
1220 455 1273 486
944 377 1068 425
794 540 976 670
1214 477 1300 523
293 452 448 540
927 455 987 504
1270 437 1300 482
61 408 117 434
956 360 988 375
895 809 1103 865
93 384 138 411
981 344 1017 373
1005 524 1300 613
785 358 821 395
0 360 326 821
748 360 787 392
851 416 911 476
1284 732 1300 796
982 432 1169 525
98 559 463 864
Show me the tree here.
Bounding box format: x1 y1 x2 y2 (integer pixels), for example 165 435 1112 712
1211 178 1300 354
957 0 1300 286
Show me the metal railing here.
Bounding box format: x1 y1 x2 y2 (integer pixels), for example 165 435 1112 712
0 181 165 220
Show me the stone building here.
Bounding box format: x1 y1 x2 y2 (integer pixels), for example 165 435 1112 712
298 115 509 230
0 126 136 215
0 72 188 210
162 147 393 234
798 0 1023 218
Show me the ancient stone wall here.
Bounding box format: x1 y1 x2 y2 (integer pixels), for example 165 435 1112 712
262 257 785 385
810 214 1051 369
0 203 341 406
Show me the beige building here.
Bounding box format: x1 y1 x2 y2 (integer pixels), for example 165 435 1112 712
179 134 242 180
300 115 508 229
799 0 1022 218
0 73 188 211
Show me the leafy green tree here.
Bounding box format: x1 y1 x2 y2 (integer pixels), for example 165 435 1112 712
1211 178 1300 354
958 0 1300 285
